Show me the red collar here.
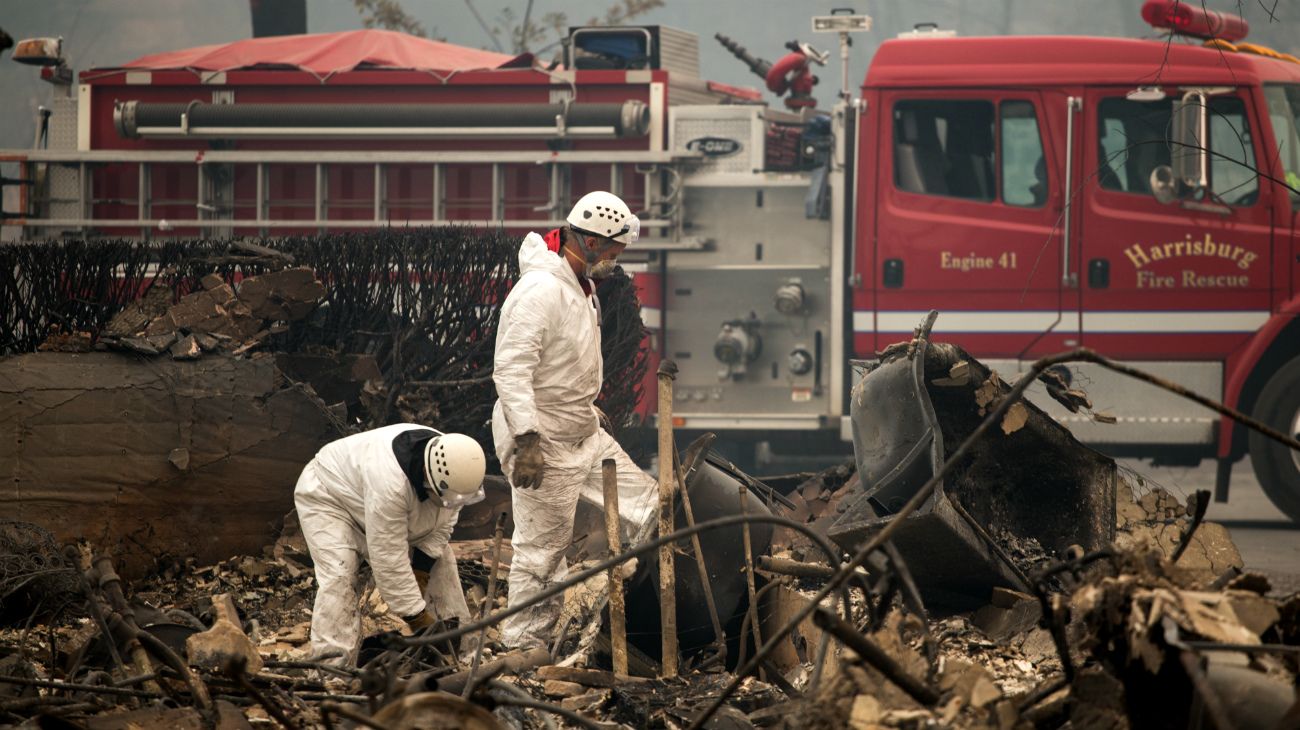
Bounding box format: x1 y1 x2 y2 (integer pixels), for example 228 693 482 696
544 228 593 296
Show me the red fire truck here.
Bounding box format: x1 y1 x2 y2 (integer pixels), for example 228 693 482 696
4 1 1299 520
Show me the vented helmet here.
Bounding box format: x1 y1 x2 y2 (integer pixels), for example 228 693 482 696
423 432 487 509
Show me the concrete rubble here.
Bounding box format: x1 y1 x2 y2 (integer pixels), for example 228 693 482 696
0 264 341 577
2 285 1298 728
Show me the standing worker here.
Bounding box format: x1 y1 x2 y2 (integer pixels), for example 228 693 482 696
493 191 659 651
294 424 487 665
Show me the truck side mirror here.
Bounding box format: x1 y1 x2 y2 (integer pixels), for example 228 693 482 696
1171 90 1208 191
1150 165 1178 204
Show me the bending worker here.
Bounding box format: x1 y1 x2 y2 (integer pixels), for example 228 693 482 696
492 190 659 651
294 424 487 665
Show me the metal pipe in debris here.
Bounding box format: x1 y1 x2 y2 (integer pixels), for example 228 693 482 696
741 477 762 676
656 360 679 677
602 459 629 677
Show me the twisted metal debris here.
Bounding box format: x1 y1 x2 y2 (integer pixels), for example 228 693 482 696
0 522 79 627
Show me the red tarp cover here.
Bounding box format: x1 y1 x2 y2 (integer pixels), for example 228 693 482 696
118 29 532 78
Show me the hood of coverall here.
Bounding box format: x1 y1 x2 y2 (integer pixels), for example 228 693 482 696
525 229 594 296
491 231 603 444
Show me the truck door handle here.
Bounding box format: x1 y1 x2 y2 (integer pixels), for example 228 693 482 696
883 259 904 288
1088 258 1109 289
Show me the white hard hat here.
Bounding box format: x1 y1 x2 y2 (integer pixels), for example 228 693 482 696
423 433 486 508
566 191 639 245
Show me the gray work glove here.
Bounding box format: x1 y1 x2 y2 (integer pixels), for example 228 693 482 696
512 432 544 489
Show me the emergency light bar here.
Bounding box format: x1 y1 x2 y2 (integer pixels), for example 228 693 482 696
1140 0 1248 42
11 37 63 66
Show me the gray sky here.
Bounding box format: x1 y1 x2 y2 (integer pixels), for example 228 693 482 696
1 0 1297 150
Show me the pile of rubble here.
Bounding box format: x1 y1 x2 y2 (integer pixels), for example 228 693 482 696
3 312 1298 728
0 468 1293 729
37 267 326 359
795 484 1298 730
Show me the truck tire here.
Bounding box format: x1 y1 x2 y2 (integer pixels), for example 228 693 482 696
1248 356 1300 523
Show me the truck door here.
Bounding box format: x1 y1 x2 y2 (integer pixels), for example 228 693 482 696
1072 87 1273 445
873 90 1072 357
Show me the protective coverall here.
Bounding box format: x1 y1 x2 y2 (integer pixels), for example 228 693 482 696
492 230 659 650
294 423 471 665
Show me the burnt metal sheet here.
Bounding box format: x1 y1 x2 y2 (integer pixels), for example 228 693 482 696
828 340 1116 610
624 448 775 661
0 352 340 577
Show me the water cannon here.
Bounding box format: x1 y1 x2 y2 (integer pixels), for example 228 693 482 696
715 33 826 110
715 33 771 81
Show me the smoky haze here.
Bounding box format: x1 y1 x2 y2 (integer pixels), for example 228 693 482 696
2 0 1298 151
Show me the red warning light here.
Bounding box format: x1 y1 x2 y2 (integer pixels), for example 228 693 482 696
1140 0 1249 42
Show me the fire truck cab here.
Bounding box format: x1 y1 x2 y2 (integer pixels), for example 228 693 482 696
853 4 1300 521
3 1 1299 521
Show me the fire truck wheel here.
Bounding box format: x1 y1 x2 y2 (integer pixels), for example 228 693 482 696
1247 356 1300 523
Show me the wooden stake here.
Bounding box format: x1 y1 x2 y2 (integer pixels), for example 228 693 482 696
656 360 679 677
602 458 628 677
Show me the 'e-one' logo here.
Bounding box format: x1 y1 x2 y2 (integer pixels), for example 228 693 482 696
686 137 742 157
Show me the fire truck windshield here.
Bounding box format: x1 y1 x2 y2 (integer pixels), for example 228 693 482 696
1264 84 1300 203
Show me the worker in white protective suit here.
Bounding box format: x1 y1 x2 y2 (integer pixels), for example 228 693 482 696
293 424 487 665
492 190 660 651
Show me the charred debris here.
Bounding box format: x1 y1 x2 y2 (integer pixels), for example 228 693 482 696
0 239 1297 729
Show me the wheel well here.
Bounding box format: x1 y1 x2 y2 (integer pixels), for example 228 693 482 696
1231 316 1300 458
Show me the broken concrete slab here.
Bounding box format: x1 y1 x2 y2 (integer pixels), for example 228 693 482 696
234 267 325 322
116 332 177 356
0 352 339 577
102 284 173 340
147 283 261 342
170 333 202 360
100 268 326 361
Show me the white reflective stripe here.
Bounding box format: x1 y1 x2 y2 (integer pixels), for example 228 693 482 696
1081 310 1270 333
853 310 1271 334
852 310 873 333
1054 415 1215 424
640 306 662 330
876 310 1077 333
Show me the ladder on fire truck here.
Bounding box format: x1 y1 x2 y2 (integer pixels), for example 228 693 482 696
0 147 705 249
